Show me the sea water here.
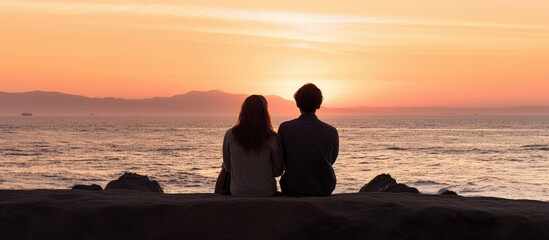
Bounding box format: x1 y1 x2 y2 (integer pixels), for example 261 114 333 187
0 116 547 201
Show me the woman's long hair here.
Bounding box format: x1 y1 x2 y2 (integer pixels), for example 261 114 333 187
232 95 275 152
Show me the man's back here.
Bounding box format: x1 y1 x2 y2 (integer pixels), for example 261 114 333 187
278 113 339 196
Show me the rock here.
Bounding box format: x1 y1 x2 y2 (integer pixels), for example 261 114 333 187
437 188 458 196
72 184 103 191
2 190 549 240
359 174 397 192
105 172 163 193
384 183 420 193
359 174 419 194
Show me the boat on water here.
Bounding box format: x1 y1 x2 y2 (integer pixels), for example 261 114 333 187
21 113 33 116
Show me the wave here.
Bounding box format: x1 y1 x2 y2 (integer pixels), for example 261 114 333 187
410 180 445 186
381 146 505 154
154 147 196 151
0 148 23 152
438 148 502 154
417 147 444 150
521 144 549 151
459 188 482 193
4 152 42 156
521 144 547 148
386 147 407 151
528 147 549 151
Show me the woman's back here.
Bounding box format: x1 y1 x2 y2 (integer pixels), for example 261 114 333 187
223 128 283 197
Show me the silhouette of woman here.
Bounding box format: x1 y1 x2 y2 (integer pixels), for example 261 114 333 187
215 95 284 196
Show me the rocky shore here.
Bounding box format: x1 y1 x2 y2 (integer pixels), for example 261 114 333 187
1 189 548 240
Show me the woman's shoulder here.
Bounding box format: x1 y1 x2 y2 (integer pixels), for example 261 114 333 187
224 128 235 140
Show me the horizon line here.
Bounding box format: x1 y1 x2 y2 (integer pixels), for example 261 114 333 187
1 89 549 109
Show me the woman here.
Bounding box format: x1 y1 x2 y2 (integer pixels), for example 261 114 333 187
218 95 284 197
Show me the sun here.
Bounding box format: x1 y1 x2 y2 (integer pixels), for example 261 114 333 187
266 79 343 106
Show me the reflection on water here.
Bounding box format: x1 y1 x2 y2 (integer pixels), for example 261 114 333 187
0 116 548 201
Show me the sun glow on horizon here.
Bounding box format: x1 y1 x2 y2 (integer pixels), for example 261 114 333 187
263 79 351 107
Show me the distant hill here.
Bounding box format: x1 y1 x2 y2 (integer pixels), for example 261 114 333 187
0 90 548 116
0 90 298 116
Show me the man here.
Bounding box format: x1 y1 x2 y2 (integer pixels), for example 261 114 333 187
278 83 339 196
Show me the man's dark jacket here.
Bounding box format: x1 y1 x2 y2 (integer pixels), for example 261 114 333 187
278 113 339 196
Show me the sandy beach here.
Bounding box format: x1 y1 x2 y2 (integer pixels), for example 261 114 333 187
1 189 547 240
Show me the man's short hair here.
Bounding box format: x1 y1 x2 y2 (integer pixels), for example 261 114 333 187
294 83 323 113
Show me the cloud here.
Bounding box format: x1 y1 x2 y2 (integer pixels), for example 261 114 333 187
0 1 386 25
2 1 549 31
2 1 548 56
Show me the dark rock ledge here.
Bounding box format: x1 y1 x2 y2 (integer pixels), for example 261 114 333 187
1 190 547 240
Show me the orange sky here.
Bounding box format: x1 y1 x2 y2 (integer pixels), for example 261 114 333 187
1 0 548 107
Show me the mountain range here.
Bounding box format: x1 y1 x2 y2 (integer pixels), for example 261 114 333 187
0 90 299 116
1 90 548 116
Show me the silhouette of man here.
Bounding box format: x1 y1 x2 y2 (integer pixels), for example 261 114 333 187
278 83 339 196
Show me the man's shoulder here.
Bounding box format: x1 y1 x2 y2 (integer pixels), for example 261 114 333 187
317 119 338 133
279 118 299 129
280 117 337 135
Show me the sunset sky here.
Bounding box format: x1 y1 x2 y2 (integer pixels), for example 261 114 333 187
1 0 548 107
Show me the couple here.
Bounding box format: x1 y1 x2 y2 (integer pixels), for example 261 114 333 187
215 83 339 197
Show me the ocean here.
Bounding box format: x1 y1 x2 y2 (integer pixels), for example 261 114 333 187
0 116 547 201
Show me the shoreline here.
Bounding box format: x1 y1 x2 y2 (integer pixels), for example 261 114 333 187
1 190 548 239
